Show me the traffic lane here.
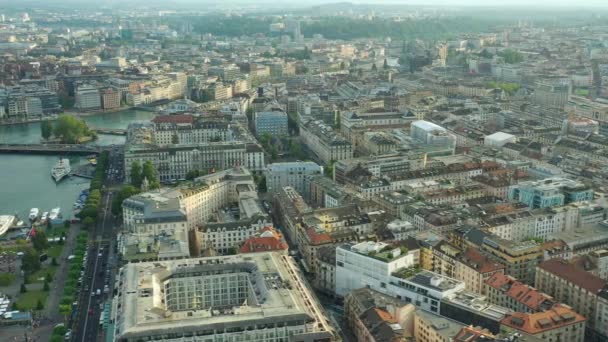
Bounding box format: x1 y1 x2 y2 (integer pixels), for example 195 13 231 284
73 246 101 339
85 252 110 339
81 223 113 337
76 247 108 341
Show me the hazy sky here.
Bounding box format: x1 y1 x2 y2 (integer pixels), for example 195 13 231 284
5 0 608 9
7 0 608 4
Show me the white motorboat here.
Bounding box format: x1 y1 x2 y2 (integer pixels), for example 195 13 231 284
29 208 39 221
49 207 61 221
51 159 71 182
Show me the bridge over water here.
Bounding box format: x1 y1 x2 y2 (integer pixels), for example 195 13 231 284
0 144 102 155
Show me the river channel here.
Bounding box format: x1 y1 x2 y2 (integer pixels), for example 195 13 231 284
0 109 157 221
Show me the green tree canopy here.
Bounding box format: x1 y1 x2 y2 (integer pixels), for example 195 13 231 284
31 230 48 252
186 170 201 180
130 161 142 188
499 49 523 64
21 249 40 274
53 115 92 144
142 161 160 189
112 185 141 215
41 120 53 140
82 216 95 229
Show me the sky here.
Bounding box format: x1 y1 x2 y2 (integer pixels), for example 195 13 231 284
7 0 608 5
4 0 608 10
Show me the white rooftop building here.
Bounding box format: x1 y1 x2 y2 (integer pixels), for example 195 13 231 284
264 161 323 195
111 252 336 341
336 242 465 315
484 132 516 148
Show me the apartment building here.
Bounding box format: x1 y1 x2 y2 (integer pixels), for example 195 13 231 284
335 241 464 315
454 248 505 295
482 205 580 243
198 182 271 254
123 142 265 182
500 305 586 342
484 273 555 313
264 161 323 194
343 287 415 342
481 236 543 285
300 119 353 164
508 177 593 209
151 115 234 146
253 110 288 137
532 80 570 110
314 246 337 295
101 87 121 109
119 193 190 261
439 290 511 334
75 84 101 111
7 96 27 117
123 168 258 230
535 258 607 333
414 310 466 342
410 120 455 147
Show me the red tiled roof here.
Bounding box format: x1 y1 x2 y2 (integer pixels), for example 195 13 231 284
485 272 515 289
239 237 288 254
306 228 332 245
459 248 505 274
538 258 607 293
454 326 495 341
373 308 397 323
152 114 194 124
485 273 554 311
500 305 586 335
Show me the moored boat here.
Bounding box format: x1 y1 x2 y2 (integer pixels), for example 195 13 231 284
51 159 71 182
28 208 39 221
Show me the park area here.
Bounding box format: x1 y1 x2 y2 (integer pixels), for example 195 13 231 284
0 222 69 311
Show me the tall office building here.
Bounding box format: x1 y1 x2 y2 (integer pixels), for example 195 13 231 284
75 84 101 111
264 161 323 194
533 80 570 110
253 110 288 137
410 120 455 147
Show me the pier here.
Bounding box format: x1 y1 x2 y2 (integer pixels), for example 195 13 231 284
0 144 102 155
72 164 96 179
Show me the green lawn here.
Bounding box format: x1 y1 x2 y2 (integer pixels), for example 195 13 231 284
0 243 31 254
46 227 67 238
16 290 48 310
27 265 57 283
46 244 64 258
0 272 16 286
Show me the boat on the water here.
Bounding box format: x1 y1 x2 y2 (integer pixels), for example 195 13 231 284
28 208 39 221
51 159 71 182
0 216 15 237
49 207 61 221
41 212 49 223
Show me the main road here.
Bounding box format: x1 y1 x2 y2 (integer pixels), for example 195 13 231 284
71 148 122 342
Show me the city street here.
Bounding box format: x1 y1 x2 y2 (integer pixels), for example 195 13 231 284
71 149 121 342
